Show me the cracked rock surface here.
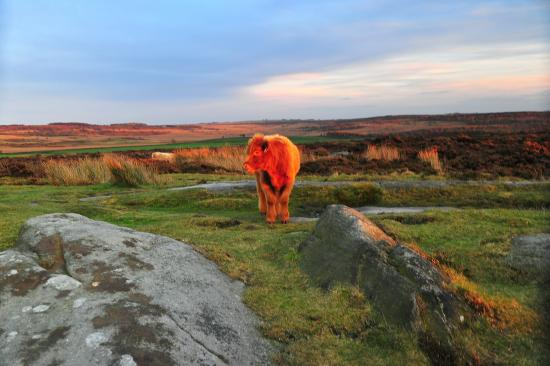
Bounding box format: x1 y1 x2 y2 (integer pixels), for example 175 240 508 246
0 213 273 366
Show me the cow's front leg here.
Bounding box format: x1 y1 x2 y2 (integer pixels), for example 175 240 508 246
255 172 267 215
261 186 277 224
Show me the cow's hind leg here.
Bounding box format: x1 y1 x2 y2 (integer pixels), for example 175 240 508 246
255 172 267 215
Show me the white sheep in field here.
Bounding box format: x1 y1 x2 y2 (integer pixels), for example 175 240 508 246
151 152 175 162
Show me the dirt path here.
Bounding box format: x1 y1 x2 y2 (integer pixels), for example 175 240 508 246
168 179 546 191
78 179 546 220
291 206 456 222
79 179 547 202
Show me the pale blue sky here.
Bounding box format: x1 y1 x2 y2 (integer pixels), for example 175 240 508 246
0 0 548 124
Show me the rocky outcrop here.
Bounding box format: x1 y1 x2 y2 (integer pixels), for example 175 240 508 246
506 234 550 275
0 213 272 366
299 205 470 364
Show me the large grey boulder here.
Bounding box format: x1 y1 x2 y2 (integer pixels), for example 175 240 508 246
0 213 273 366
506 234 550 275
299 205 470 364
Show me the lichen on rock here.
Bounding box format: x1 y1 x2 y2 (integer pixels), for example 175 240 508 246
1 213 273 366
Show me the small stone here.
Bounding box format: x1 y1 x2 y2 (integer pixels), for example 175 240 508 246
459 315 465 323
46 275 82 291
7 269 18 276
22 306 32 313
119 354 137 366
31 334 42 340
85 332 108 348
91 282 100 287
507 234 550 274
32 304 50 313
73 298 87 309
7 331 18 342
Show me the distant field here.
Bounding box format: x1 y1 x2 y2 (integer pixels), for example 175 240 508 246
0 135 358 157
1 112 548 154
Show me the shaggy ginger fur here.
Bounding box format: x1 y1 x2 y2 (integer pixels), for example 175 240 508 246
243 134 300 224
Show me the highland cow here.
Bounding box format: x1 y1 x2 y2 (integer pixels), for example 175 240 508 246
243 134 300 224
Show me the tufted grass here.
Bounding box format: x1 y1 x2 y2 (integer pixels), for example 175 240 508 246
174 146 247 173
103 154 163 187
43 157 112 185
418 147 444 174
363 144 401 161
0 174 549 365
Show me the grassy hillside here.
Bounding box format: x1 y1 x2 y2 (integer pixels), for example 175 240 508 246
0 135 358 157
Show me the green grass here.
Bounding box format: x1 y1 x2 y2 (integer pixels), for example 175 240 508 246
0 175 548 365
379 183 550 209
0 135 359 157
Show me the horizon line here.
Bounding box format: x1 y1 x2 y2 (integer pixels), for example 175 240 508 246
2 110 549 126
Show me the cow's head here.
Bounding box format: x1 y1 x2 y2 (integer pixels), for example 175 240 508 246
243 134 269 173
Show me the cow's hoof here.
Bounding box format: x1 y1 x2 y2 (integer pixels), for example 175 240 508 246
266 220 275 225
281 220 288 224
259 211 266 216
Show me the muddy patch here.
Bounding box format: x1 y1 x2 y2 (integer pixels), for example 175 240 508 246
215 219 241 229
0 269 49 297
55 290 71 299
196 218 241 229
35 234 66 273
21 326 71 365
197 306 239 344
119 252 154 271
89 260 135 293
65 241 92 257
385 215 436 225
74 267 88 275
92 297 175 366
122 238 137 248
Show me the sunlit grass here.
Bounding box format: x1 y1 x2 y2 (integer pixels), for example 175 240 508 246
418 147 444 174
174 146 246 173
103 153 164 186
43 157 112 185
364 144 401 161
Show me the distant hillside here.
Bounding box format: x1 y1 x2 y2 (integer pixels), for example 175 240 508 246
1 112 548 154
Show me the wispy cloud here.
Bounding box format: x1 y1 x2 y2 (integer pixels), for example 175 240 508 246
244 41 550 112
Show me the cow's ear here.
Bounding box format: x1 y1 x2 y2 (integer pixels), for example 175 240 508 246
261 140 269 152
